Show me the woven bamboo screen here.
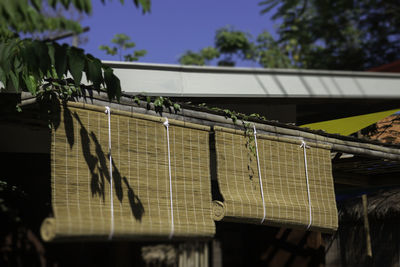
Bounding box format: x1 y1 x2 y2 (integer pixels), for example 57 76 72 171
213 126 338 233
41 103 215 241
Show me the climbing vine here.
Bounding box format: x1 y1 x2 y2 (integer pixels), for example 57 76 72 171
197 103 269 157
131 95 181 114
128 97 264 159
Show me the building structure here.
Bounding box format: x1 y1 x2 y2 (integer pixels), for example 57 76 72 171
1 62 400 266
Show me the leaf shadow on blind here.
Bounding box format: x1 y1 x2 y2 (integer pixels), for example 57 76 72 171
209 131 224 202
72 110 145 222
63 104 75 149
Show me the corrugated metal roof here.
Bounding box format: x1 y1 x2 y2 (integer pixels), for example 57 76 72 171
104 61 400 98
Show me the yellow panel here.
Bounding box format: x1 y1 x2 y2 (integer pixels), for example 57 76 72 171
301 109 400 136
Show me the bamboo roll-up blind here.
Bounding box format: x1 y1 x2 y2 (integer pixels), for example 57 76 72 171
214 126 338 233
41 103 215 241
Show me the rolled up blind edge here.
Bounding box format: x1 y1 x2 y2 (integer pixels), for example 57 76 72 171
66 101 210 132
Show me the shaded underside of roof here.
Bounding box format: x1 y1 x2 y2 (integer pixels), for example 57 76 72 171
104 61 400 99
338 188 400 221
332 154 400 190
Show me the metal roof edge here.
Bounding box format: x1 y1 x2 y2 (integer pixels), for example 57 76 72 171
121 92 400 99
103 60 400 79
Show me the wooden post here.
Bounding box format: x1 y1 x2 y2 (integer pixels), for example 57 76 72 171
211 240 222 267
362 194 373 258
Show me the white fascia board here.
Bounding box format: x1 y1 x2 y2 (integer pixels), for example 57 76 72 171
104 61 400 98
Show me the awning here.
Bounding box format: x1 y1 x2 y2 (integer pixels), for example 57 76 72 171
41 102 215 241
213 126 338 233
301 108 400 135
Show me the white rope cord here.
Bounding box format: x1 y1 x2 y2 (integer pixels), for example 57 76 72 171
300 140 312 230
253 125 266 224
105 106 114 240
163 118 174 239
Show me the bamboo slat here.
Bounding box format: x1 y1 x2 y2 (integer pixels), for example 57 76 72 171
214 127 338 233
41 104 215 241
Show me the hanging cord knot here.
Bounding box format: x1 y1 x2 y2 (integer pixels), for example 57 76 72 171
300 140 309 149
253 124 266 224
105 106 114 240
300 140 312 230
163 117 169 128
163 117 174 239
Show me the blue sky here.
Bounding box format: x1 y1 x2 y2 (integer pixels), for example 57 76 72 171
72 0 277 66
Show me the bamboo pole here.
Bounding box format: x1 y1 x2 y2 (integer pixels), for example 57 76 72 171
362 194 373 258
71 95 400 159
20 93 400 160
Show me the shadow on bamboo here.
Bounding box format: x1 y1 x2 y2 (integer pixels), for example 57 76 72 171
72 110 144 222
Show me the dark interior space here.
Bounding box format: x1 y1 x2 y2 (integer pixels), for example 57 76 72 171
175 97 400 125
215 222 326 267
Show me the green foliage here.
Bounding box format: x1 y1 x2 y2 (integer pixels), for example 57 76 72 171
124 49 147 62
179 47 220 66
0 1 83 37
130 94 181 115
259 0 400 70
149 96 180 114
99 33 147 62
181 1 399 70
0 1 150 104
256 31 293 68
197 103 270 156
180 27 293 68
215 27 251 55
201 47 220 61
179 27 256 67
0 38 122 101
98 45 117 56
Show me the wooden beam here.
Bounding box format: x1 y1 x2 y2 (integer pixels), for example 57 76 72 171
334 170 400 187
333 171 369 186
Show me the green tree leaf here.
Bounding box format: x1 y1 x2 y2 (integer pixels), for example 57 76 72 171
215 27 251 55
86 54 103 90
67 47 85 85
23 74 37 95
0 0 151 103
258 0 400 70
31 0 42 11
0 66 7 88
8 70 19 92
0 42 15 73
47 42 56 66
135 0 151 13
179 51 205 66
173 103 181 112
104 67 121 100
54 44 68 78
33 41 51 75
100 33 146 61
